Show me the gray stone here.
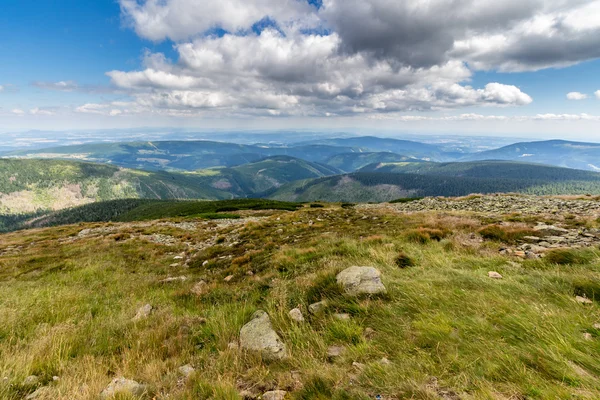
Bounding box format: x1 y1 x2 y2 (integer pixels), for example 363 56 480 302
327 345 346 359
333 313 351 321
534 224 569 236
133 304 153 320
576 296 593 305
191 280 209 296
336 266 386 296
522 236 541 243
25 387 51 400
159 276 187 284
178 364 195 378
22 375 39 387
99 377 147 399
262 390 287 400
239 311 287 360
488 271 503 279
289 308 305 322
308 301 327 315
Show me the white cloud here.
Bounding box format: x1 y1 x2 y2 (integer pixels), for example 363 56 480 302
33 81 78 92
71 0 600 119
369 113 600 122
29 107 55 116
11 109 25 116
567 92 588 100
595 90 600 99
119 0 316 41
0 85 4 92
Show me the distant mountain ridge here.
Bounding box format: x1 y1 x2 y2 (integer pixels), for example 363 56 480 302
463 140 600 171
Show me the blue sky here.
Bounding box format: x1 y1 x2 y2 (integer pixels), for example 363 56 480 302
1 0 600 138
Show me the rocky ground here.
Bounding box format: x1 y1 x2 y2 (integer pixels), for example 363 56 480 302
363 194 600 217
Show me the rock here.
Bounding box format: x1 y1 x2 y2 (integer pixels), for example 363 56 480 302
363 327 376 340
178 364 195 378
327 345 346 360
224 275 234 282
202 260 209 267
576 296 593 305
25 387 51 399
378 357 392 366
174 256 184 260
22 375 39 387
534 224 569 236
99 377 147 399
191 280 209 296
289 308 305 322
133 304 153 320
239 390 258 399
239 311 287 360
228 342 239 350
522 236 541 243
52 376 59 381
352 362 366 371
262 390 287 400
336 266 386 296
594 323 600 330
308 301 327 315
583 333 593 341
159 276 187 284
488 271 503 279
169 263 180 268
333 313 351 321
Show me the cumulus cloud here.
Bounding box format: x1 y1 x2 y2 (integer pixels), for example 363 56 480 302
33 81 79 92
567 92 589 100
11 109 25 115
29 107 55 116
73 0 600 118
595 90 600 99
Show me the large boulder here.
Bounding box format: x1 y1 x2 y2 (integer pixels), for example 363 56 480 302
100 377 147 399
239 311 287 360
336 267 386 296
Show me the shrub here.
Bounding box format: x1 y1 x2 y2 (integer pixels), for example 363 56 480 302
310 203 325 208
545 249 593 265
478 225 536 244
573 278 600 300
395 251 416 268
341 203 356 209
405 228 448 244
305 273 344 304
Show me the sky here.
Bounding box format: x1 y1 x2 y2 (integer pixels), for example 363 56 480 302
1 0 600 139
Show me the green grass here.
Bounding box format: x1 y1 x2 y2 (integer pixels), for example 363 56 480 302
1 203 600 399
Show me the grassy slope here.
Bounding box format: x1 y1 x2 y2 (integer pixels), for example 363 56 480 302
0 159 234 214
2 203 600 399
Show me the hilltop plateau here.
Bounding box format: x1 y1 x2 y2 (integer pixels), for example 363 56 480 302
2 196 600 399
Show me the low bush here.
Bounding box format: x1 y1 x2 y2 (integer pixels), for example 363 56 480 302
478 224 537 244
545 249 594 265
405 228 448 244
395 251 416 268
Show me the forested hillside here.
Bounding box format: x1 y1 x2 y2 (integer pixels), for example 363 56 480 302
269 170 600 203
